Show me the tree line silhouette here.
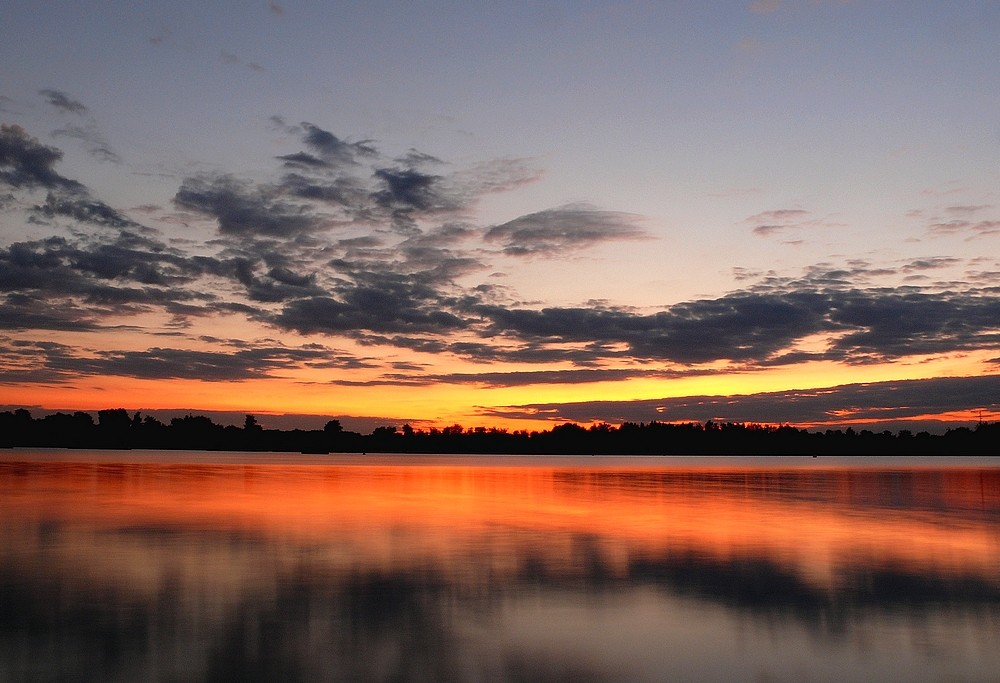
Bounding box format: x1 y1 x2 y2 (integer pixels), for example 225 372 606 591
1 408 998 455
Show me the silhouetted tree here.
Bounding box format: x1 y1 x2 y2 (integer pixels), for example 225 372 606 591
97 408 132 447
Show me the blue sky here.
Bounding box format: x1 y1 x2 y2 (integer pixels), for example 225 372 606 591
2 1 999 430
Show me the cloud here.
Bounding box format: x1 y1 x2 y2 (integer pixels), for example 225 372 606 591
910 203 1000 239
36 90 120 162
373 167 449 213
35 189 134 227
745 209 819 237
275 284 468 336
485 204 648 256
38 89 87 115
0 296 101 332
945 205 992 215
276 152 332 170
899 257 961 273
0 231 222 330
175 174 318 237
473 294 817 364
473 286 1000 366
445 158 542 202
929 219 1000 238
332 367 707 388
220 51 265 72
0 125 127 226
233 261 325 303
255 121 540 238
481 375 1000 427
0 340 373 384
0 124 79 190
52 124 121 164
300 122 376 166
4 122 998 396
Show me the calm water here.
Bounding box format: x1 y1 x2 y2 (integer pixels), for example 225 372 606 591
2 451 999 682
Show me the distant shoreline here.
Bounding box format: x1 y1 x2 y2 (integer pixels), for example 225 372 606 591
3 408 998 457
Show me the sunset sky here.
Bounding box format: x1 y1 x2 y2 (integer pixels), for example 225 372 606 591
2 1 999 432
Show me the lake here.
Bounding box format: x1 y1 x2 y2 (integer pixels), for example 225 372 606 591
2 451 999 682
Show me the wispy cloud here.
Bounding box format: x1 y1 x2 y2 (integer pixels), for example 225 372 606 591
0 339 374 384
220 50 265 72
745 208 841 238
485 204 649 256
38 89 87 115
39 89 120 163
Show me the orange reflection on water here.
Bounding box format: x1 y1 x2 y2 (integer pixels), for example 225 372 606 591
2 461 999 593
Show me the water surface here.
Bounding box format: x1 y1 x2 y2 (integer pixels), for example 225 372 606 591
2 451 999 682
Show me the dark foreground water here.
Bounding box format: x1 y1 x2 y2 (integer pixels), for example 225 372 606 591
2 452 999 682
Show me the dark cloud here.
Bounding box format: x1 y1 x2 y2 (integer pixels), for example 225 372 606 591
485 204 648 256
276 152 332 170
899 257 961 272
473 294 814 364
480 375 1000 428
38 89 87 114
0 340 372 383
0 124 79 190
0 295 100 332
373 167 448 212
277 172 368 210
824 289 1000 361
275 284 468 335
217 122 539 243
1 124 126 228
237 262 324 303
300 122 376 166
473 287 1000 366
35 189 134 228
1 234 205 290
332 367 703 388
0 232 221 328
268 266 314 288
174 174 317 237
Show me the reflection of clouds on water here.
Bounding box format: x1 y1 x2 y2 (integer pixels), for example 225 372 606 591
0 527 620 682
2 462 1000 682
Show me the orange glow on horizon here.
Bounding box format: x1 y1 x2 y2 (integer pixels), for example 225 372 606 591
2 347 996 431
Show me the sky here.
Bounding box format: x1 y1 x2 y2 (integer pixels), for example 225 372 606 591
1 0 999 433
